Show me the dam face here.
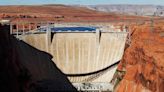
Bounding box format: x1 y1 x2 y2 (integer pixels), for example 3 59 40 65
50 32 127 83
14 23 128 91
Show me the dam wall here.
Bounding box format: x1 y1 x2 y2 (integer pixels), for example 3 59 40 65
20 33 47 51
18 31 127 83
51 32 127 83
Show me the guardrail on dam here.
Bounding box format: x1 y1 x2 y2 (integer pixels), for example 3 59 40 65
12 23 128 91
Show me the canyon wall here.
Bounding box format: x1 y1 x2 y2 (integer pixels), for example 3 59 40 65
115 21 164 92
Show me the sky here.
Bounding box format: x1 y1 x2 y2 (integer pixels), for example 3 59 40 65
0 0 164 5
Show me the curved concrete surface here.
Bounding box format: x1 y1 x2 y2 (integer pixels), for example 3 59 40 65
18 29 127 83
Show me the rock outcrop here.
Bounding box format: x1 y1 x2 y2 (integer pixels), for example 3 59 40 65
115 21 164 92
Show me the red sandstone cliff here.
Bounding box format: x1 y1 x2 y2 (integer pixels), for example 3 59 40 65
116 21 164 92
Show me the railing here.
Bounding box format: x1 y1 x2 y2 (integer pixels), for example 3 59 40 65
10 22 128 33
10 22 130 48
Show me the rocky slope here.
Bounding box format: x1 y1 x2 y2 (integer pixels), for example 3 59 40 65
115 20 164 92
85 5 164 16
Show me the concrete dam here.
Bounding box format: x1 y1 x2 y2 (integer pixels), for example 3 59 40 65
12 22 128 91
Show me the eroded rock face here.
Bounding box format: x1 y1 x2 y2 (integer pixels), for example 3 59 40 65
116 22 164 92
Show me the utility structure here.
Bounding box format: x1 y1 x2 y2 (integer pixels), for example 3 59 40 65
11 22 128 91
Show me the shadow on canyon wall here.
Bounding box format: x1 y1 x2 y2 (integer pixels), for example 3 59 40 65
0 24 77 92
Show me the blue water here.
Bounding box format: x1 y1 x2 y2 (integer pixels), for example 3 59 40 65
39 27 96 32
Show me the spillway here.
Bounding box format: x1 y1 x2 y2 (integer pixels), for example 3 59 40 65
13 23 128 91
